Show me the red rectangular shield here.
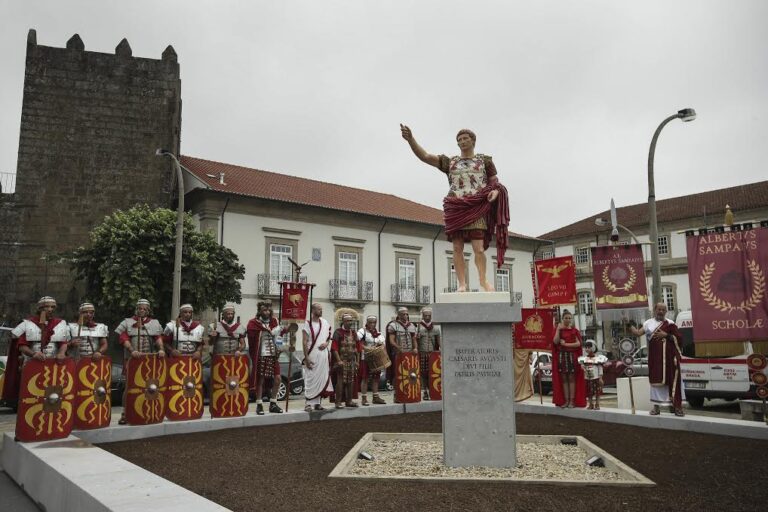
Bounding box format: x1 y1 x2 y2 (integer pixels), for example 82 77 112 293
125 354 167 425
74 356 112 430
210 354 250 418
280 282 313 322
394 352 421 403
165 356 204 421
686 227 768 342
15 358 76 442
428 352 442 400
591 244 649 310
514 308 556 350
535 256 577 306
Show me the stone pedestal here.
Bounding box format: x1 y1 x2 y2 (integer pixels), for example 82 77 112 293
432 292 522 468
617 376 651 412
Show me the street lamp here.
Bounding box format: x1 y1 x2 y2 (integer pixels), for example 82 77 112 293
647 108 696 305
594 218 642 245
156 149 185 316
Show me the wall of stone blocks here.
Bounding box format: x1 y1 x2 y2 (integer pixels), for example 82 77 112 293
0 30 182 321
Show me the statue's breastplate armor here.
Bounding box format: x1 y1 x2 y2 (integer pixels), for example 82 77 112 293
448 156 487 198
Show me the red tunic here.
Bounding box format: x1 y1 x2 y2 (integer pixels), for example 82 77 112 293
550 327 587 408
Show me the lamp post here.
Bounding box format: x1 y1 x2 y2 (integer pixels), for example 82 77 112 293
648 108 696 304
156 149 185 316
594 218 642 245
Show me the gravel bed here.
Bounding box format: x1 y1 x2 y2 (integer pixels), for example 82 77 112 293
350 439 622 481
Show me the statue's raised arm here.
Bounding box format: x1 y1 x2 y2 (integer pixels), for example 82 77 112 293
400 124 440 168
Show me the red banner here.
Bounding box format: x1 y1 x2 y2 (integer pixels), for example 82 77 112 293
591 244 649 310
686 227 768 342
535 256 576 306
514 308 555 350
280 282 313 323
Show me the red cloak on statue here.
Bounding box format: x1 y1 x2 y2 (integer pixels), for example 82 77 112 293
443 182 510 268
550 328 587 408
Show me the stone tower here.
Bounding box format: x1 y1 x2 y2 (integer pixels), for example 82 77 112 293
0 30 182 321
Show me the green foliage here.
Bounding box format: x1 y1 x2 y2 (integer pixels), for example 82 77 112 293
69 205 245 325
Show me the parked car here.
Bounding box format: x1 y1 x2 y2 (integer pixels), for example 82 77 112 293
276 350 305 401
600 347 649 386
530 351 552 395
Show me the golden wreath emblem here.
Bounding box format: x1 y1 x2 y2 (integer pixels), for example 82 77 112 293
699 260 765 313
523 313 543 334
601 265 637 293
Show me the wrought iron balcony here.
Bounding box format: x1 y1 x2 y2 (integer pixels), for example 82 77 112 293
390 284 431 305
329 279 373 303
257 273 307 298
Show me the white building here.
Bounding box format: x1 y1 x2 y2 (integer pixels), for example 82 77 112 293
539 180 768 351
181 156 541 327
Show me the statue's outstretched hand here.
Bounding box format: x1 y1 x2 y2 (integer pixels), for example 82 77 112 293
488 190 499 203
400 123 413 142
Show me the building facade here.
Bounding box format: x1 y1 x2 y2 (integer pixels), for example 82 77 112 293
540 180 768 351
181 156 539 327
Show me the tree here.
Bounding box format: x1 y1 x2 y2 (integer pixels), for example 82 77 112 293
69 205 245 325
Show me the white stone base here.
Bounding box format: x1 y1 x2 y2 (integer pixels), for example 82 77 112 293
617 376 652 412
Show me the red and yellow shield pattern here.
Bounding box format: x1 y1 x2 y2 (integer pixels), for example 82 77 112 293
428 352 442 401
210 354 250 418
394 352 421 403
74 356 112 430
165 356 204 421
16 359 76 442
125 354 167 425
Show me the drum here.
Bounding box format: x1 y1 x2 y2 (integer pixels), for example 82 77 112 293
365 344 391 373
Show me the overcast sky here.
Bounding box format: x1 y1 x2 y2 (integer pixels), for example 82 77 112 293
2 1 766 237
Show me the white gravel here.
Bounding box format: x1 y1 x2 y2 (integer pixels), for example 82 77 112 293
350 440 624 481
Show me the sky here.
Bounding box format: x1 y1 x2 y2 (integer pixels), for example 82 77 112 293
1 1 767 237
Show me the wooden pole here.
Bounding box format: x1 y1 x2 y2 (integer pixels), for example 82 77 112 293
629 375 636 415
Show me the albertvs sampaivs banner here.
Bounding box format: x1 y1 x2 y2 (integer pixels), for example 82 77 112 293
535 256 576 306
591 244 649 310
514 308 555 350
686 227 768 343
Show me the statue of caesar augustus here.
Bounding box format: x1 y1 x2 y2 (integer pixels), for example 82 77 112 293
401 124 509 292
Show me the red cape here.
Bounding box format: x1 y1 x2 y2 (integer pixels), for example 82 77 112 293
551 340 587 408
443 182 510 268
246 316 281 390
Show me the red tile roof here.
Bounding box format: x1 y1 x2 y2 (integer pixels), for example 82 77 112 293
181 155 539 241
540 180 768 240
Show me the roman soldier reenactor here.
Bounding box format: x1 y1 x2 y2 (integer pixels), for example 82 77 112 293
163 304 204 359
247 301 288 415
331 313 362 409
115 298 165 424
208 304 246 356
415 307 441 401
68 302 108 361
2 296 70 406
356 315 387 406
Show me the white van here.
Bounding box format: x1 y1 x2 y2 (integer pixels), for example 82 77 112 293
677 310 765 407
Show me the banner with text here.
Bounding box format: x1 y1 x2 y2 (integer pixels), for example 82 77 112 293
686 227 768 342
591 244 649 310
535 256 577 306
514 308 556 351
280 282 313 323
